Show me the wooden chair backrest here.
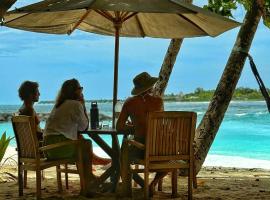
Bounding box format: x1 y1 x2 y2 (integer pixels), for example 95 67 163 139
145 111 197 162
12 115 39 159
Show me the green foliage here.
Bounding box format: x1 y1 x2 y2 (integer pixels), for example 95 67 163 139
0 132 13 165
232 87 264 100
203 0 270 28
164 87 267 102
203 0 237 18
181 87 215 101
238 0 270 28
263 0 270 28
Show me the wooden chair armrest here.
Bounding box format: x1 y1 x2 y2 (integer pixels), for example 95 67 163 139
128 140 145 150
39 140 81 152
117 126 135 138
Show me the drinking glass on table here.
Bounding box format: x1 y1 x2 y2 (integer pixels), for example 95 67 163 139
98 121 103 129
102 121 110 129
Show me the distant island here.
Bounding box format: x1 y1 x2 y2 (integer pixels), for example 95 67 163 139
163 87 269 102
39 87 269 104
39 99 116 104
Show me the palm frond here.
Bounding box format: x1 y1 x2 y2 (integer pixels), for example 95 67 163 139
0 132 14 164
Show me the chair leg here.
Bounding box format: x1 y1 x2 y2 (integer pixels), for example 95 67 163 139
188 167 193 200
133 164 139 187
56 165 63 192
18 163 23 196
23 170 27 188
193 174 197 189
171 169 178 198
64 164 69 189
120 139 132 197
157 179 163 191
133 172 144 188
36 170 42 199
144 170 149 200
41 170 45 180
193 161 197 189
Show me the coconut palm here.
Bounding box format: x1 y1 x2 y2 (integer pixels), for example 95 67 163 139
153 0 270 173
194 0 268 173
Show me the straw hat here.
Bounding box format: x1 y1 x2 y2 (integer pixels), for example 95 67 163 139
131 72 158 95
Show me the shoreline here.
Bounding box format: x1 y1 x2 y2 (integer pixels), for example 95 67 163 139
3 146 270 170
0 100 266 106
0 112 112 122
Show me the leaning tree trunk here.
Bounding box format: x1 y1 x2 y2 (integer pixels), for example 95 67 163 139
0 0 17 19
153 0 192 96
153 39 184 96
194 0 264 174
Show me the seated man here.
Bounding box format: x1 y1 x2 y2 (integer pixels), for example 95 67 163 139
18 81 43 141
116 72 166 197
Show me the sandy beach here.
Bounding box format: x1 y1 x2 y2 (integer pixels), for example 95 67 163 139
1 164 270 200
1 147 270 200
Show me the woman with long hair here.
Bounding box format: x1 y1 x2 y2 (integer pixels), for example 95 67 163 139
44 78 95 197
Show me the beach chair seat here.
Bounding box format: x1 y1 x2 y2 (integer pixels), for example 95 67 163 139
21 149 78 190
11 115 85 199
128 111 197 199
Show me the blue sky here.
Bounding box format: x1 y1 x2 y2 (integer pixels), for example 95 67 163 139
0 1 269 104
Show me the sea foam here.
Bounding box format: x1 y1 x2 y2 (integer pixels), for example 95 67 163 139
71 148 270 170
204 154 270 170
3 146 270 170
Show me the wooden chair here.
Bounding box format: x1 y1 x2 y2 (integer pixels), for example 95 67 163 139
11 115 84 199
129 111 197 200
18 112 77 190
15 113 45 189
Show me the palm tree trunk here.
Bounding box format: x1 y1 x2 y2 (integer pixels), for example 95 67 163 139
153 0 192 96
194 0 264 174
153 39 184 96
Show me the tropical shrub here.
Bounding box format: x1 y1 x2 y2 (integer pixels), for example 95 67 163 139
0 132 13 165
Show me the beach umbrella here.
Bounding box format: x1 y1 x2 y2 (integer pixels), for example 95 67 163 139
2 0 240 127
0 0 16 19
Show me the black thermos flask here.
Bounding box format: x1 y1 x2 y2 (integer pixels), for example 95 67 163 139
90 101 99 129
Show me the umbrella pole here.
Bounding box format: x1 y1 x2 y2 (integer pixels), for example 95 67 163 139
112 23 121 128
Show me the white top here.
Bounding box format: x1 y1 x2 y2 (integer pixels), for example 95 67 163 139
44 100 89 140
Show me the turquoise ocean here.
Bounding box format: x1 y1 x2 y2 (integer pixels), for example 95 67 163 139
1 101 270 169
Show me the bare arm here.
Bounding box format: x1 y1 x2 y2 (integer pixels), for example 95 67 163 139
116 102 134 133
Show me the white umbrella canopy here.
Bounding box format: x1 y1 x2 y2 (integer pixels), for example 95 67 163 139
3 0 240 37
2 0 240 126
